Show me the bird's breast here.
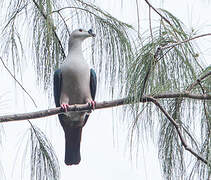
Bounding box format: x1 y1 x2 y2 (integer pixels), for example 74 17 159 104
61 57 91 105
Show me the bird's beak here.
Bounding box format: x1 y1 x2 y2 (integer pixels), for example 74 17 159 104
88 29 96 37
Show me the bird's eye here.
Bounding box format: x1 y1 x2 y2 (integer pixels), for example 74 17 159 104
79 29 83 32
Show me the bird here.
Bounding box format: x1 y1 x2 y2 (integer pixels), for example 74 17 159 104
53 28 97 165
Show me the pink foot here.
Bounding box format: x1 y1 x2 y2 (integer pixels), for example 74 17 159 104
88 100 96 110
61 104 70 112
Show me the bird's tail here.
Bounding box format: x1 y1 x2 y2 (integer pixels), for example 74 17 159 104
64 127 82 165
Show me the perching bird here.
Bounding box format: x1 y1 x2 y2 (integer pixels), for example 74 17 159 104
53 29 97 165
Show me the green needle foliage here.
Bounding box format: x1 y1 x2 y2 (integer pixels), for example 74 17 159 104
1 0 134 91
125 9 210 179
29 125 60 180
1 0 134 179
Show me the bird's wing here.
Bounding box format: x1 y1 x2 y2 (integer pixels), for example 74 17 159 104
90 68 97 100
83 68 97 126
53 68 97 165
53 69 62 107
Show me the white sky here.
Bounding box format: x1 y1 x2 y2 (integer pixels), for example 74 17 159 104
0 0 211 180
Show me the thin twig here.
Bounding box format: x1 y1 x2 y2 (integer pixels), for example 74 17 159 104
144 0 172 26
187 71 211 91
156 46 174 62
57 11 71 36
154 33 211 63
149 97 208 164
50 2 125 26
0 92 210 123
135 0 140 35
197 74 210 137
148 6 153 42
50 6 112 23
161 33 211 50
0 57 37 108
76 0 120 21
3 3 28 32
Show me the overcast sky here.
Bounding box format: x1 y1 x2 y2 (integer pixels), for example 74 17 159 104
0 0 211 180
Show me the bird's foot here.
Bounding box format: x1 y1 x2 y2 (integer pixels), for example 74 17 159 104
61 104 70 112
87 100 96 110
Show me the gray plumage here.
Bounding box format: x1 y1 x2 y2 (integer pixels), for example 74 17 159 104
53 29 97 165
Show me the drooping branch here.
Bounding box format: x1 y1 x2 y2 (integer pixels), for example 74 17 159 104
31 0 66 58
0 57 38 108
149 97 208 164
0 92 210 123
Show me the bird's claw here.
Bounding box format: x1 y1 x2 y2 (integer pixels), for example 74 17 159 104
88 100 96 110
61 104 70 112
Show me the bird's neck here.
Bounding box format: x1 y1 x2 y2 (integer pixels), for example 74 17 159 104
68 39 83 53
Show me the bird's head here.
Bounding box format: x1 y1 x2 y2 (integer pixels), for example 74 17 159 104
68 28 95 51
70 28 96 41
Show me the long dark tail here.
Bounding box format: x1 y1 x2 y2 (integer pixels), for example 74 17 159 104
64 127 82 165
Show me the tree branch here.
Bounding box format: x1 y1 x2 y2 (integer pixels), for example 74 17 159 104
135 0 140 35
0 92 210 123
148 6 154 42
161 33 211 50
186 71 211 91
149 97 208 164
144 0 172 26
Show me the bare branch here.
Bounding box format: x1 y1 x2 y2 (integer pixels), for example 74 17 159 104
0 92 210 123
135 0 140 35
162 33 211 50
50 6 115 23
149 97 208 164
196 72 210 132
144 0 172 26
57 11 71 36
152 92 210 100
187 71 211 91
148 6 153 42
